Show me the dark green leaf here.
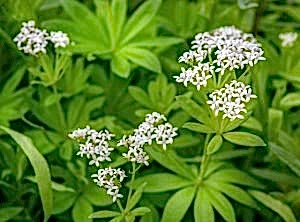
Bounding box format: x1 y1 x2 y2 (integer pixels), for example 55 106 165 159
0 207 23 222
52 191 77 215
249 190 296 222
128 86 153 108
83 183 112 206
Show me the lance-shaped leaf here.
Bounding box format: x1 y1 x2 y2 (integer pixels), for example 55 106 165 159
0 126 52 222
223 132 266 147
194 187 214 222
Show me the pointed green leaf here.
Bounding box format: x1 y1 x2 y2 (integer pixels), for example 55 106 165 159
194 188 214 222
207 135 223 155
161 186 196 222
127 183 147 210
52 191 77 215
131 207 151 216
83 183 112 206
183 122 215 133
280 92 300 110
89 210 121 219
128 86 153 108
206 181 258 209
0 207 23 222
249 190 296 222
121 47 161 73
131 173 193 193
207 168 265 189
128 37 184 47
207 187 236 222
0 126 52 222
121 0 162 44
111 54 131 78
223 132 266 147
112 0 127 42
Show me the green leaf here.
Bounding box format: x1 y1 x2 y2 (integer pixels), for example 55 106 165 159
121 47 161 73
0 207 23 222
72 196 93 222
83 183 112 206
223 132 266 147
280 92 300 110
249 190 296 222
207 135 223 155
269 142 300 176
206 187 236 222
206 181 258 209
52 191 77 215
183 122 215 133
2 67 25 95
128 37 183 48
145 146 196 180
88 210 121 219
212 149 254 161
0 126 52 222
268 108 283 141
131 207 151 216
121 0 162 45
176 95 210 124
170 134 200 149
127 182 147 210
207 168 265 189
111 54 131 78
161 186 196 222
194 188 214 222
131 173 193 192
111 0 127 43
240 117 263 132
128 86 153 108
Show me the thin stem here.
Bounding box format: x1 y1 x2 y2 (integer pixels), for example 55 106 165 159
125 162 136 210
199 134 212 180
116 199 124 212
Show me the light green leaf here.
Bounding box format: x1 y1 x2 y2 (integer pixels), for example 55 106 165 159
207 168 265 189
131 207 151 216
72 196 93 222
183 122 215 133
240 117 263 132
52 191 77 215
128 86 153 108
223 132 266 147
207 187 236 222
212 149 254 161
128 37 184 48
89 210 121 219
112 0 127 43
0 207 23 222
2 67 26 95
131 173 193 193
268 108 283 141
269 142 300 176
206 181 258 209
207 135 223 155
194 188 214 222
111 54 131 78
121 47 161 73
161 186 196 222
127 182 147 210
249 190 296 222
0 126 52 222
280 92 300 110
121 0 162 45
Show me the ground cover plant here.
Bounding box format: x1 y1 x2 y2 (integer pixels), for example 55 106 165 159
0 0 300 221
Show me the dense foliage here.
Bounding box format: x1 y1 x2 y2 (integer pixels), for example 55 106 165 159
0 0 300 221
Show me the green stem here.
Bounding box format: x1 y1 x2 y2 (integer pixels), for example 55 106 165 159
117 199 124 212
125 162 136 210
199 134 212 180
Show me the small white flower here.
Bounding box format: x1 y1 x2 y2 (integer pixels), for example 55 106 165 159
49 31 70 48
279 32 298 47
207 80 256 121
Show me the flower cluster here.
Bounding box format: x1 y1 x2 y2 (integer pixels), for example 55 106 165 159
175 26 265 90
279 32 298 47
91 167 126 202
14 20 70 56
68 126 114 167
207 80 257 121
118 112 178 165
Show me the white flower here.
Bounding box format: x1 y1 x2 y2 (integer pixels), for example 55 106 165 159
91 167 126 202
49 31 70 48
153 123 178 150
207 80 256 121
69 126 115 166
279 32 298 47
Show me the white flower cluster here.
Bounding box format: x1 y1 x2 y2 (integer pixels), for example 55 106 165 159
13 20 70 56
118 112 178 166
91 167 126 202
175 26 265 90
68 126 115 167
207 80 257 121
279 32 298 47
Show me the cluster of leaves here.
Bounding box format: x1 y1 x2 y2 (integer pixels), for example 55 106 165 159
0 0 300 222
